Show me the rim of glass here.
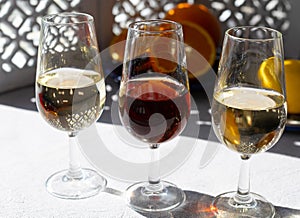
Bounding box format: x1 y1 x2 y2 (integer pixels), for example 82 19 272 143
42 12 94 25
128 19 182 34
225 26 282 41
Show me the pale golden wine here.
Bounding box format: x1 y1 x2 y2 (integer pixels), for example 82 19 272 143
212 87 286 155
36 68 105 132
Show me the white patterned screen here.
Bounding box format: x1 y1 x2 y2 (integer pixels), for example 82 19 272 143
0 0 82 75
209 0 291 32
112 0 185 35
0 0 292 92
112 0 291 36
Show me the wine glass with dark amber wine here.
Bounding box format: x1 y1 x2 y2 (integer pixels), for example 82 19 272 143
36 12 107 199
118 20 190 212
211 26 287 217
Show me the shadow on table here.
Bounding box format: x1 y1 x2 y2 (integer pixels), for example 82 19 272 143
139 190 215 218
104 188 300 218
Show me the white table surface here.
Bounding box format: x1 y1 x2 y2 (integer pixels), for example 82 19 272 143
0 104 299 217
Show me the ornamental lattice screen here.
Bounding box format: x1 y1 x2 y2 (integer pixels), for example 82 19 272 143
111 0 185 35
0 0 83 92
208 0 291 33
111 0 291 36
0 0 292 93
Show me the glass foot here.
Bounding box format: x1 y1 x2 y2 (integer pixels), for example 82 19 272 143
45 168 107 199
125 180 185 212
211 191 275 218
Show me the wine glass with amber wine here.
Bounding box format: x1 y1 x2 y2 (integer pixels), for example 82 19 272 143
119 20 190 212
36 12 107 199
211 26 287 217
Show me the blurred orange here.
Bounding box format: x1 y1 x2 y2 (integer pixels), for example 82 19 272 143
109 3 219 79
150 39 178 73
180 21 216 79
284 59 300 114
164 3 222 46
257 57 282 93
109 23 216 79
221 110 240 147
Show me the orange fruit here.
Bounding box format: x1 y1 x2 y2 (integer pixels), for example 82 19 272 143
165 3 222 46
284 59 300 114
109 20 216 79
149 35 178 73
221 109 240 147
150 55 178 74
180 21 216 79
257 57 283 93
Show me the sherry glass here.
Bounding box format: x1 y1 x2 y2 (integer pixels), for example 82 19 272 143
211 26 287 217
36 12 107 199
119 20 190 212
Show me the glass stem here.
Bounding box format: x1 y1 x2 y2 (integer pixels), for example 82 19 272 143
67 132 83 179
145 144 163 193
234 154 252 204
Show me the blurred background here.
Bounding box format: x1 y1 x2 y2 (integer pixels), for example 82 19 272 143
0 0 299 159
0 0 299 92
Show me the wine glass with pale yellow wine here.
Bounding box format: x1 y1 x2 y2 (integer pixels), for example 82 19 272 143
35 12 107 199
211 26 287 217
